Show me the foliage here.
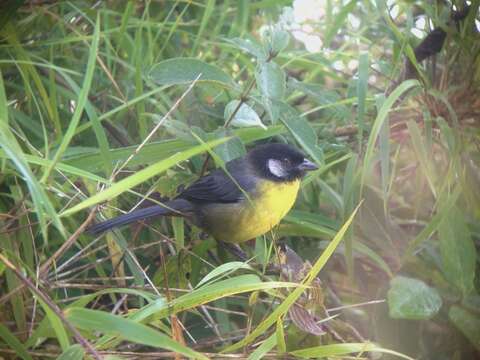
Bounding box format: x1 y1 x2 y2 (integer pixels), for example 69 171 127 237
0 1 479 359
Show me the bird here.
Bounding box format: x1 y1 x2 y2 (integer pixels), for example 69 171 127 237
87 143 318 245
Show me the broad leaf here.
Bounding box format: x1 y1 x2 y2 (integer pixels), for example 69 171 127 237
448 306 480 351
149 58 234 88
213 129 246 163
438 206 476 296
387 276 442 320
255 62 285 100
224 100 266 129
226 36 267 60
262 26 290 55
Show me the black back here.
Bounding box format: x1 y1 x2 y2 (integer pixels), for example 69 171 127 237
177 158 256 204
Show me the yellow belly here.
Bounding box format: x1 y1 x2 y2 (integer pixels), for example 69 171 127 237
203 179 300 243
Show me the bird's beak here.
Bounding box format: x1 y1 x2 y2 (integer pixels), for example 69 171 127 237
298 158 318 171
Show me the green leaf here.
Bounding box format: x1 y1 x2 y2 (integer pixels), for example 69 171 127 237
282 117 323 164
262 26 289 55
132 275 297 322
57 344 84 360
191 0 215 55
278 103 323 164
226 36 267 60
247 333 276 360
0 151 108 183
164 119 198 141
41 13 100 182
38 298 70 351
288 79 349 119
261 96 281 123
362 80 420 192
290 342 414 359
212 129 246 163
402 186 461 264
0 0 24 32
448 306 480 351
255 62 285 100
407 121 437 196
66 308 208 360
356 52 369 145
354 241 393 278
282 209 338 240
276 317 286 354
0 322 33 360
438 206 476 296
387 276 442 320
195 261 254 288
224 100 267 129
323 0 357 47
149 58 234 88
376 94 390 198
65 126 285 172
0 71 65 240
95 275 297 348
172 217 184 250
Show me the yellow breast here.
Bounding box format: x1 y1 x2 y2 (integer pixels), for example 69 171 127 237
203 179 300 243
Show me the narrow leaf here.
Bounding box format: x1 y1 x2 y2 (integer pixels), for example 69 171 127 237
361 80 420 191
66 308 208 359
0 323 33 360
196 261 254 288
57 344 84 360
291 342 414 359
247 333 276 360
41 14 100 181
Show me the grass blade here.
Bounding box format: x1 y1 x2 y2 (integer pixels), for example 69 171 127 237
66 308 209 360
41 13 100 181
0 322 33 360
361 80 420 192
291 342 414 359
0 70 65 239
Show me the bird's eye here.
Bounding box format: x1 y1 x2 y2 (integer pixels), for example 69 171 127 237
283 157 291 165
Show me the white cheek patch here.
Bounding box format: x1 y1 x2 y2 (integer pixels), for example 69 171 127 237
268 159 287 178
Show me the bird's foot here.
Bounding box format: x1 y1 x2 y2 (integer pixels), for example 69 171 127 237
217 241 248 262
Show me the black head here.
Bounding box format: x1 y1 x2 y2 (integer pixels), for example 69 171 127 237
248 143 318 182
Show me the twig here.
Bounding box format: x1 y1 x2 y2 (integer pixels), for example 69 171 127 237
113 73 203 177
223 79 256 128
0 208 97 305
39 207 98 278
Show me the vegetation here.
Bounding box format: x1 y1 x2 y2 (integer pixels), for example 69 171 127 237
0 1 479 359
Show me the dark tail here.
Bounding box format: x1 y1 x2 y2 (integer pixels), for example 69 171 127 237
87 199 192 235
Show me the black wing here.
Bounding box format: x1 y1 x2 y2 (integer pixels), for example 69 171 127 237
178 158 256 204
